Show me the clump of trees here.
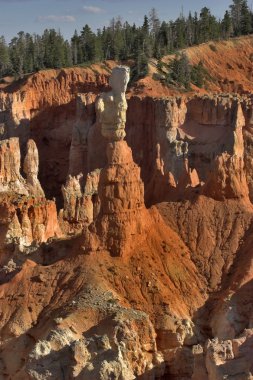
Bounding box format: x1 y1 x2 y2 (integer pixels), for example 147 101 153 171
0 0 253 81
166 53 210 90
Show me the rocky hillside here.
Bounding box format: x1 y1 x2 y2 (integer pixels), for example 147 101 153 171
135 35 253 97
0 37 253 379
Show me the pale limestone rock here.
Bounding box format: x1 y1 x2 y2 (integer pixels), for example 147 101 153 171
69 93 95 177
155 98 187 144
25 310 162 380
62 174 83 222
23 139 45 197
0 138 45 198
61 170 100 230
233 103 245 158
205 336 253 380
156 315 197 352
5 212 23 243
5 199 61 252
96 66 130 141
0 138 28 195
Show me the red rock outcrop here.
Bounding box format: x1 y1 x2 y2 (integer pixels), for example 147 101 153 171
203 153 249 201
84 140 147 257
1 48 253 379
0 64 113 200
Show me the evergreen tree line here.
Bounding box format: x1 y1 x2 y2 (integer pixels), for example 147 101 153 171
0 0 252 80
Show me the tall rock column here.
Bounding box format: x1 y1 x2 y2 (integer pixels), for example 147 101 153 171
203 102 249 201
23 139 45 197
85 66 147 257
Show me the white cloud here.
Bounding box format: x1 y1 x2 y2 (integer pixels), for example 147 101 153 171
37 15 76 22
82 5 105 14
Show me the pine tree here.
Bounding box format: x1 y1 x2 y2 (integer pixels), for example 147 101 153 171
149 8 161 37
121 22 136 59
33 34 45 71
168 53 191 90
95 29 104 62
132 30 148 80
0 36 11 77
156 22 171 56
111 17 125 60
142 15 149 35
174 16 186 48
193 12 200 45
191 61 207 87
63 41 73 67
241 0 252 34
141 16 152 58
199 7 211 43
230 0 243 36
222 11 233 38
80 25 97 62
186 12 194 46
101 26 113 60
71 30 79 65
9 32 26 77
24 33 34 73
41 29 68 69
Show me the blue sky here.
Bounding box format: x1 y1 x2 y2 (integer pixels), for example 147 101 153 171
0 0 233 42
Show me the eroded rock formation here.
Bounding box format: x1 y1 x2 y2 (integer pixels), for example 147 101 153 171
0 137 61 255
23 139 45 197
0 137 28 195
1 55 253 379
84 65 149 256
61 170 100 234
96 66 130 141
85 139 147 256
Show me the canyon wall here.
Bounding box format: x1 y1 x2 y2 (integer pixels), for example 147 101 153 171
0 61 253 379
2 65 253 207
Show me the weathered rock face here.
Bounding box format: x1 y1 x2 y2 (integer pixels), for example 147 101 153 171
0 137 61 255
203 153 248 201
24 309 163 380
68 93 96 177
0 136 45 198
84 67 148 256
0 138 28 195
205 332 253 380
85 140 147 256
2 195 61 255
61 170 100 234
23 139 45 197
241 96 253 203
97 66 130 141
1 65 252 208
125 95 250 205
2 61 253 380
0 66 112 201
157 198 253 290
